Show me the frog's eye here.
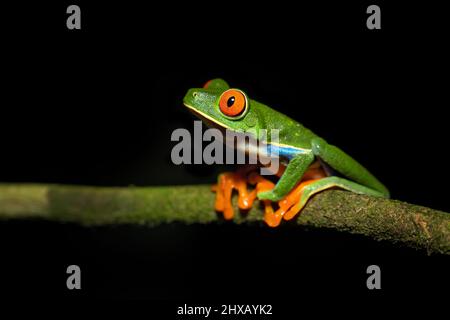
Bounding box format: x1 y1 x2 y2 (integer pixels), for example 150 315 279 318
218 89 247 118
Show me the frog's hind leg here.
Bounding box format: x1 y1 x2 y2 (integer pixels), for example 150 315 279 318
311 137 390 198
277 176 386 222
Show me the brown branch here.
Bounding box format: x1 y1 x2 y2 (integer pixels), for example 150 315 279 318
0 183 448 255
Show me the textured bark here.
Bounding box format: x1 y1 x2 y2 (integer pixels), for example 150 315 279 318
0 183 448 255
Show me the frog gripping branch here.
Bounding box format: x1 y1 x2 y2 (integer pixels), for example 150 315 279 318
183 79 390 227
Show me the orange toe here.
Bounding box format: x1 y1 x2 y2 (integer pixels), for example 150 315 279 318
263 202 282 227
211 170 262 220
283 203 303 221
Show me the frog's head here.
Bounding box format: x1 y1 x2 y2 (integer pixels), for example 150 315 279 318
183 79 259 132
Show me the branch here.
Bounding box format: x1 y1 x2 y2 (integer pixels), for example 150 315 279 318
0 183 449 255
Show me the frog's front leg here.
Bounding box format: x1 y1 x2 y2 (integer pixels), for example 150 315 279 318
257 152 315 202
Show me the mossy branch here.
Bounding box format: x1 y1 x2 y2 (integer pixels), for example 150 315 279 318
0 183 449 255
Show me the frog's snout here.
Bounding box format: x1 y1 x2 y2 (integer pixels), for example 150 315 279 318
183 88 210 108
187 89 198 98
183 88 219 113
191 91 199 101
188 89 201 100
183 88 199 105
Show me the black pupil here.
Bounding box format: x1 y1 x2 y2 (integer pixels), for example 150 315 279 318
227 96 235 107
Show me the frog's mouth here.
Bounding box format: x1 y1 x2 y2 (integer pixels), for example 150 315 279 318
183 103 229 132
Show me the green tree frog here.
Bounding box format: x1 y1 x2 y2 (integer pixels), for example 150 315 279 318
183 79 389 227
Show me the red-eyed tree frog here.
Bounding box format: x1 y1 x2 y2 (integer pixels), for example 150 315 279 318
183 79 390 227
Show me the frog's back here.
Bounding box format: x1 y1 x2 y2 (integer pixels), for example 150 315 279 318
251 100 317 150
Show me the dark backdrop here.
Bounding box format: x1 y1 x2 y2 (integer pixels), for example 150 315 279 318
1 0 448 314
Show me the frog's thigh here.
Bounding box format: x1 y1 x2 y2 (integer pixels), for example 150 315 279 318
257 152 314 202
311 137 390 198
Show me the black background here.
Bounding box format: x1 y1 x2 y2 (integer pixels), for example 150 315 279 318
1 0 448 316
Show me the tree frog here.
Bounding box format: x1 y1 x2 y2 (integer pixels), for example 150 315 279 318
183 79 389 227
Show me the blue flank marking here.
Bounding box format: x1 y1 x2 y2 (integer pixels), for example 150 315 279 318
266 144 307 160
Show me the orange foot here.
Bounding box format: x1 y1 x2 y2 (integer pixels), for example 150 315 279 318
264 162 327 227
212 164 326 227
212 169 275 221
276 178 322 220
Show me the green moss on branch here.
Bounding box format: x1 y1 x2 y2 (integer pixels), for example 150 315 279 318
0 183 449 255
